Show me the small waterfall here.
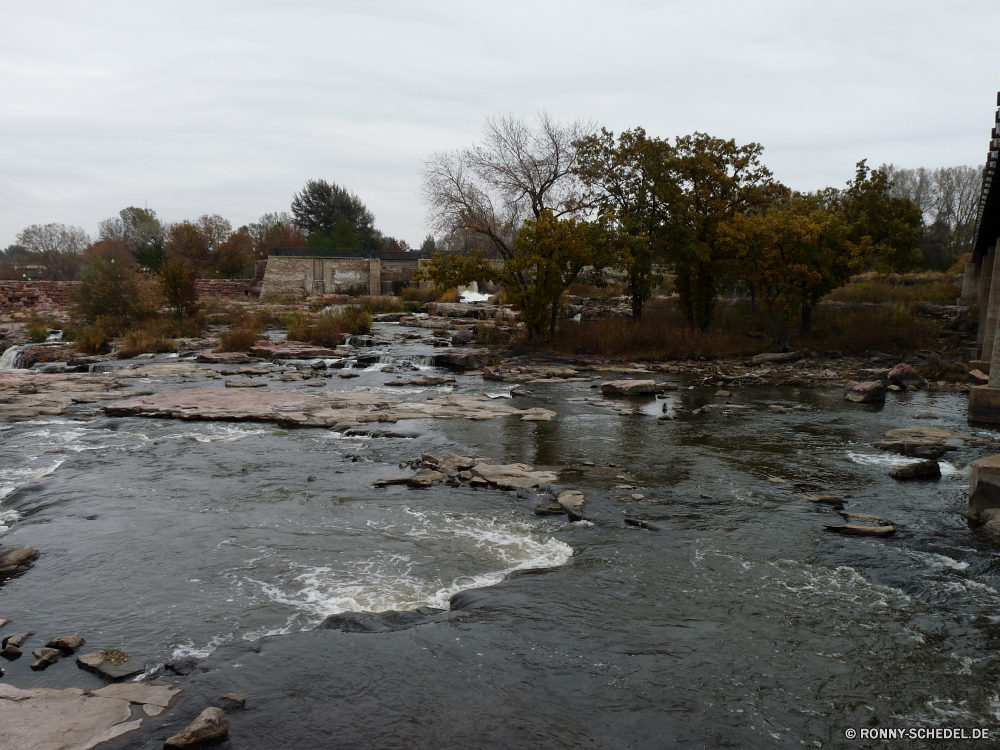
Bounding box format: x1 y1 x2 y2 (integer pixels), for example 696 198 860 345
379 353 436 367
0 344 26 370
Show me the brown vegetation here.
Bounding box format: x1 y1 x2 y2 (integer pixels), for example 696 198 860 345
286 307 372 347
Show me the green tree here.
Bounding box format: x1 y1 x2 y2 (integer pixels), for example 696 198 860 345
421 211 609 339
291 179 380 249
576 128 682 319
73 256 158 327
842 160 922 274
671 133 780 330
99 207 167 271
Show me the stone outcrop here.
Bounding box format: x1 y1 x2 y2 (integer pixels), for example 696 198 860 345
104 389 556 431
483 364 587 383
386 375 456 386
47 635 85 654
844 380 885 403
600 380 662 396
164 706 230 749
471 463 557 489
0 372 142 421
195 352 255 364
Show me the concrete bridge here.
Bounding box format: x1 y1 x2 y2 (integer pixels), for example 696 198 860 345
964 91 1000 425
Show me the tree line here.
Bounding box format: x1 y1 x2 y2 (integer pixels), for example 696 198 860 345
0 180 432 281
420 114 969 345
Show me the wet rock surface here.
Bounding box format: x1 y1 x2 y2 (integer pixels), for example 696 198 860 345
0 544 39 575
163 706 229 749
76 650 145 682
890 460 942 480
104 389 556 430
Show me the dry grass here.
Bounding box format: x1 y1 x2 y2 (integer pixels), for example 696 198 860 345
825 272 960 306
359 295 404 314
544 297 941 360
286 307 372 346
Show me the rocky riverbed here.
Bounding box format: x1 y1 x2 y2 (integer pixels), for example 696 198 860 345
2 320 1000 748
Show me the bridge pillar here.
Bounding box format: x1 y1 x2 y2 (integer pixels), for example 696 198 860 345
961 262 978 303
369 258 381 296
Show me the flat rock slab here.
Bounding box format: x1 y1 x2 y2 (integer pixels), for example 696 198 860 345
113 363 213 378
103 390 556 431
249 340 342 358
824 523 896 537
77 650 145 682
472 462 557 489
195 352 254 364
387 376 456 386
0 684 142 750
600 380 659 396
224 379 266 388
0 372 141 421
92 682 181 707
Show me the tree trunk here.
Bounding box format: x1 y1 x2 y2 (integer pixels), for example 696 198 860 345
632 293 643 320
550 299 559 337
749 285 756 315
800 302 813 335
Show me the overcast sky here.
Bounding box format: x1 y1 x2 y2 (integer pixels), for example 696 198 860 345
2 0 999 248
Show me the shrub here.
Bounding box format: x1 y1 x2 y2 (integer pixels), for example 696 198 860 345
437 288 460 303
402 286 440 304
359 295 403 314
159 258 200 319
216 328 259 352
73 258 160 327
117 327 178 359
475 323 505 345
26 317 53 343
285 307 372 346
75 318 115 354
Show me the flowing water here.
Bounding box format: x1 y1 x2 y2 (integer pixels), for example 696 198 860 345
2 326 1000 747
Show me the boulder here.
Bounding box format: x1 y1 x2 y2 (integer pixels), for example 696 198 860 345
0 645 21 660
451 330 474 345
76 649 145 682
844 380 885 403
47 634 85 654
600 380 658 397
338 371 360 379
0 545 38 574
890 460 941 480
164 707 230 749
749 350 804 365
871 438 955 460
887 363 925 387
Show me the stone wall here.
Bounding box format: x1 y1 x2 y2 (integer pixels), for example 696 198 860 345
194 279 253 297
0 281 79 310
1 278 251 311
260 256 424 300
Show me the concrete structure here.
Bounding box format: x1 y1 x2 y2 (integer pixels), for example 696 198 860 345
259 249 433 300
966 91 1000 426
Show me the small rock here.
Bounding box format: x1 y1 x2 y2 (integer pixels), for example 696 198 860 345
338 371 360 379
0 619 9 629
890 460 941 480
624 518 660 531
307 475 316 481
30 647 61 670
164 706 230 749
630 493 645 501
582 460 595 466
2 632 32 649
769 405 787 414
224 379 266 388
914 412 938 419
699 493 714 499
887 363 925 388
887 384 902 392
46 635 85 654
218 693 245 710
1 645 21 660
534 499 566 516
715 390 731 397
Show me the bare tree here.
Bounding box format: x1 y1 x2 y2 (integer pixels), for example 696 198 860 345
422 113 594 260
15 223 90 280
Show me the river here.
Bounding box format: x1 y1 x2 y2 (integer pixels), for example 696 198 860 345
1 323 998 748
